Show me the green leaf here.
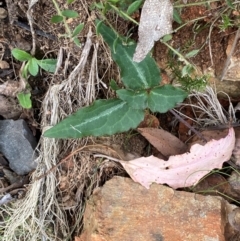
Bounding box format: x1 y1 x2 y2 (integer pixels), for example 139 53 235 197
148 85 187 113
67 0 76 4
17 92 32 109
225 0 235 9
126 0 143 15
51 15 64 23
108 0 120 4
11 48 32 61
28 58 39 76
162 34 172 43
73 37 81 46
97 21 161 90
44 99 144 138
72 23 84 37
181 64 194 77
185 49 199 58
92 2 104 10
117 89 148 109
61 9 79 18
110 79 120 91
173 9 182 24
22 64 29 78
37 59 57 73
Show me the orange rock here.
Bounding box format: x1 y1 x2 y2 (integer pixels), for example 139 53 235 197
79 176 228 241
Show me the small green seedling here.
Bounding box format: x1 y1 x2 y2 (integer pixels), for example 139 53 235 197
11 48 57 109
51 0 84 46
11 48 57 78
44 22 187 139
219 14 234 32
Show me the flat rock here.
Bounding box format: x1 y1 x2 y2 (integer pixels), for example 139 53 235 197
79 176 230 241
0 119 37 175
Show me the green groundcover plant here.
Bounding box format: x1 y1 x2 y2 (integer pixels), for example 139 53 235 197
11 48 57 78
44 22 187 139
51 0 84 46
11 48 57 109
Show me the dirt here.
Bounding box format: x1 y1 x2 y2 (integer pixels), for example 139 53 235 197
0 0 240 240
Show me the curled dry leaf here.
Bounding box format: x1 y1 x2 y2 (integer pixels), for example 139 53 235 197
133 0 173 62
138 128 188 157
118 128 235 189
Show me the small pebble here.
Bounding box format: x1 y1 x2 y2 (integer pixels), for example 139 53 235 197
0 8 7 19
0 60 10 69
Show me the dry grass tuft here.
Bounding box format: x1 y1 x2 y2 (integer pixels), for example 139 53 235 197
178 86 237 128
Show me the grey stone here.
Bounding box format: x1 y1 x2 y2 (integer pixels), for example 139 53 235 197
0 119 37 175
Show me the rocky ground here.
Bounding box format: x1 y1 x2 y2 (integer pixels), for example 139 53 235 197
0 0 240 240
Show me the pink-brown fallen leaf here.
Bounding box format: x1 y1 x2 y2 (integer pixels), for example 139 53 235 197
138 128 188 157
118 128 235 189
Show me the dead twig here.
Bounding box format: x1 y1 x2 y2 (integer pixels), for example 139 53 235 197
0 176 29 194
220 28 240 81
24 0 37 56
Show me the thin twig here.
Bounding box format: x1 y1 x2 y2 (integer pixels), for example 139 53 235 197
24 1 36 56
170 109 207 143
174 0 221 8
220 28 240 81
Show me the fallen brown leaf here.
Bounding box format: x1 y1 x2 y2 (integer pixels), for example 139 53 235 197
138 127 188 157
138 113 159 128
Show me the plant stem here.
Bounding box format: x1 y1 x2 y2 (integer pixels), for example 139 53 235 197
108 3 139 25
174 0 221 8
173 16 206 33
51 0 72 37
220 28 240 81
161 40 193 67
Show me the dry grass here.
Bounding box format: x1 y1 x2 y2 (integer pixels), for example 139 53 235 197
178 85 237 128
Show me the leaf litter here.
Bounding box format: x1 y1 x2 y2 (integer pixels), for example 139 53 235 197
138 127 188 157
115 128 235 189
